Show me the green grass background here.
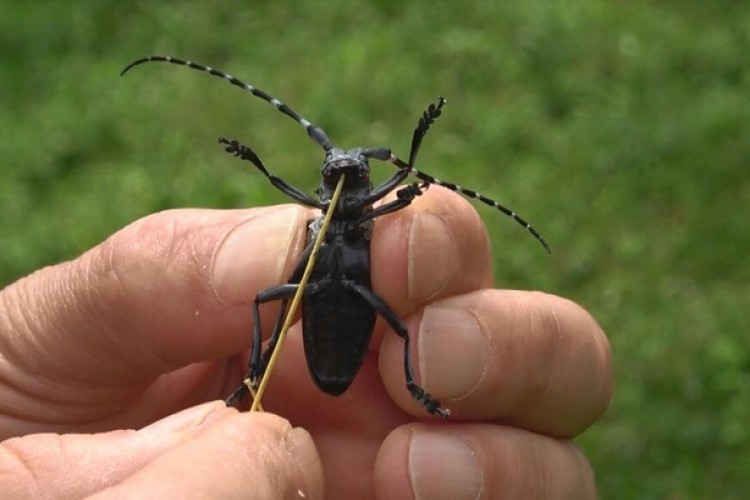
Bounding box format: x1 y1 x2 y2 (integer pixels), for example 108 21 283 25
1 1 748 497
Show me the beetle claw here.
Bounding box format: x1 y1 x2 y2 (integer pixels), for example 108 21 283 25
408 383 450 419
224 383 249 406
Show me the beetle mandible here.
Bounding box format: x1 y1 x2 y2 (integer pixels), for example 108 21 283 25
121 56 550 418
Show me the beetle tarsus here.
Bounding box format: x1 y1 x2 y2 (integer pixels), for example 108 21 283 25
224 384 249 406
408 382 450 420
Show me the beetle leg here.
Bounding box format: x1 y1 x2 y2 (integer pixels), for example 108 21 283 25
356 182 429 224
226 238 317 407
250 284 302 379
342 280 449 419
219 137 325 209
224 285 299 407
225 279 330 407
360 166 411 205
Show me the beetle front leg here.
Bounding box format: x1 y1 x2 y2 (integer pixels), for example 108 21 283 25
219 137 324 209
342 280 449 419
356 181 430 224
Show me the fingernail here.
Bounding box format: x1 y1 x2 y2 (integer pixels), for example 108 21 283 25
211 206 302 303
408 213 455 300
282 426 320 469
409 430 482 500
419 305 487 398
140 401 230 436
280 424 324 500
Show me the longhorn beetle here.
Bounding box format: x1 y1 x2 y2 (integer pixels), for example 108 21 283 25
121 56 550 418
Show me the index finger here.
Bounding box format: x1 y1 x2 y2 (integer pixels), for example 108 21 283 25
371 185 494 315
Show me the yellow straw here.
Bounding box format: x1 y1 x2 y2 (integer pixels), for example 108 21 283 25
249 174 346 412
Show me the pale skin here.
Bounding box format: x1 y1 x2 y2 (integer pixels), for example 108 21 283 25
0 187 611 499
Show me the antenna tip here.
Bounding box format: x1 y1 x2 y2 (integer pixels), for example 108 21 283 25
541 240 552 254
120 57 152 77
119 61 138 77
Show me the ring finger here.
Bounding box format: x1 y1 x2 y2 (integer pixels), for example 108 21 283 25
375 423 596 500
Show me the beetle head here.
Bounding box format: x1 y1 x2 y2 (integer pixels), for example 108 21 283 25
320 147 373 189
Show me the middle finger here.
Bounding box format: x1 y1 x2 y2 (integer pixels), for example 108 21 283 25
380 289 611 437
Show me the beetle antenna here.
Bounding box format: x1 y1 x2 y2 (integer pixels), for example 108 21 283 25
410 168 551 253
121 56 333 151
385 98 550 253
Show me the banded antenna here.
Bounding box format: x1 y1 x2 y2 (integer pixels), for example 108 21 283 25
120 56 333 151
387 97 551 253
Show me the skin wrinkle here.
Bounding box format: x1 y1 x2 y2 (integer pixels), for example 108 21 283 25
500 433 536 497
489 293 521 413
0 283 32 372
72 246 140 377
0 325 124 427
520 293 611 435
1 403 107 431
68 260 133 380
0 277 86 413
0 438 43 498
431 212 458 302
141 362 224 412
228 416 300 498
0 370 99 421
208 205 307 306
0 237 193 433
165 213 224 303
3 355 152 432
443 305 490 404
529 435 550 497
91 228 130 315
162 212 188 264
207 209 255 306
70 257 137 374
437 290 592 433
405 426 418 498
3 277 44 365
530 293 563 411
279 427 321 498
518 293 561 408
408 212 458 302
371 208 409 299
3 428 171 499
457 432 485 500
83 213 203 373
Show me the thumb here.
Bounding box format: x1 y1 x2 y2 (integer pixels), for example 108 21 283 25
0 402 323 500
0 205 310 435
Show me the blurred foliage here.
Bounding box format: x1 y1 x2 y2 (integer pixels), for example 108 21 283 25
1 1 748 497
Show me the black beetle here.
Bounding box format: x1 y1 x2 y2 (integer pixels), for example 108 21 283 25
121 56 549 418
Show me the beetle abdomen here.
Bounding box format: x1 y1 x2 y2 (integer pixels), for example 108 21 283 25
302 282 376 395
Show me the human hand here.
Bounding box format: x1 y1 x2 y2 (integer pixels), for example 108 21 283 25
0 187 611 499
